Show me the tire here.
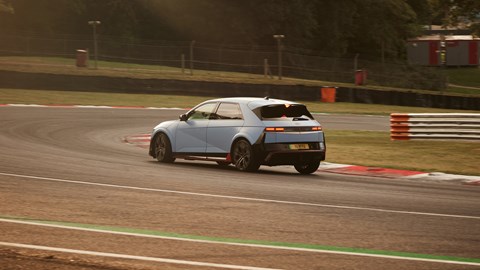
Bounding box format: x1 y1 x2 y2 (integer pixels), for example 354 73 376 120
154 133 175 163
231 139 260 172
294 160 320 174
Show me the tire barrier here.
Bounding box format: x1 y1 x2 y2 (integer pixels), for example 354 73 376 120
390 113 480 141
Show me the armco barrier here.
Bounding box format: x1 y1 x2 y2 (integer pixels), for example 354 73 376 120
390 113 480 140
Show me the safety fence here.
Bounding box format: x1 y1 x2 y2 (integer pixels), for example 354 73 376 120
0 33 447 90
390 113 480 140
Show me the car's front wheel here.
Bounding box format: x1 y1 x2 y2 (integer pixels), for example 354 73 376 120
154 133 175 163
294 160 320 174
232 139 260 172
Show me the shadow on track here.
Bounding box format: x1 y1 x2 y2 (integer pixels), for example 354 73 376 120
146 160 324 178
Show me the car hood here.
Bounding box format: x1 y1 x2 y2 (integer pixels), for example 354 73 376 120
154 120 178 130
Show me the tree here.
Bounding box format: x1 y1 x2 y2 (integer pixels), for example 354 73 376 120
345 0 419 60
430 0 480 35
0 0 427 61
139 0 318 47
59 0 143 40
311 0 358 56
0 0 13 13
406 0 433 25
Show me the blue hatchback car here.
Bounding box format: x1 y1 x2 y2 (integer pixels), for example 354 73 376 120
149 97 326 174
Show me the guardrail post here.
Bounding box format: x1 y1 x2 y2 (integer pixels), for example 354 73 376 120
181 54 185 74
189 40 195 75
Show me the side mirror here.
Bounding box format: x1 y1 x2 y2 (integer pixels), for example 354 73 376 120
179 114 188 121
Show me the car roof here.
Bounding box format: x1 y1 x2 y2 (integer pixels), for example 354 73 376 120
205 97 302 109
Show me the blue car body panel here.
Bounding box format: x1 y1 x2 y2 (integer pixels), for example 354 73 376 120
206 119 244 153
175 120 209 153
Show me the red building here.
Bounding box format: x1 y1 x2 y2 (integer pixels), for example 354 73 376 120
407 35 480 66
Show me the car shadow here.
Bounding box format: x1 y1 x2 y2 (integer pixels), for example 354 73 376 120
147 160 321 177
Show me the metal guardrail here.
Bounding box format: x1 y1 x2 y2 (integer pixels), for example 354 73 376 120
390 113 480 140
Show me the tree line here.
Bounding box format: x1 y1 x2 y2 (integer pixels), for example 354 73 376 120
1 0 479 60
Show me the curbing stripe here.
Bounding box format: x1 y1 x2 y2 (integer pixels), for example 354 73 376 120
463 179 480 186
318 165 425 178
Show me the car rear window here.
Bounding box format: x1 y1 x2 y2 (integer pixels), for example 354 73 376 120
259 104 314 120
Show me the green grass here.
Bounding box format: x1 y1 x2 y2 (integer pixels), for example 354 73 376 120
446 67 480 95
325 131 480 176
2 56 480 97
446 85 480 95
302 101 479 114
0 89 209 109
446 67 480 88
0 56 338 86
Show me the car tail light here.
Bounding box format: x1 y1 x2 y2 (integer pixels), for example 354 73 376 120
265 126 322 132
265 127 285 132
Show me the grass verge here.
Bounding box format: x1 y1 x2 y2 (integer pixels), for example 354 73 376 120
0 88 209 109
2 56 479 96
326 131 479 176
1 88 478 115
447 68 480 87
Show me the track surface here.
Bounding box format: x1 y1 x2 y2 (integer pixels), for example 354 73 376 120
0 107 479 270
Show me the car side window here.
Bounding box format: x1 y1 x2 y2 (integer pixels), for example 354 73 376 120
188 103 217 120
212 103 243 120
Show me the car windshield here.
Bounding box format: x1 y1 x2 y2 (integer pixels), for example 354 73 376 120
259 104 313 120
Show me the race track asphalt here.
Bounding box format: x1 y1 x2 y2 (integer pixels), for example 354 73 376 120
0 107 479 270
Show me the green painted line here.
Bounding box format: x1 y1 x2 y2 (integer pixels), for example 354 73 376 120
1 215 480 265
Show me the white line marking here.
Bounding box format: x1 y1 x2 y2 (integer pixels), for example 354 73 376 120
1 219 479 267
0 171 478 220
0 241 282 270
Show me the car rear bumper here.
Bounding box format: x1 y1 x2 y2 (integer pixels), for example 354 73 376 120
255 142 326 166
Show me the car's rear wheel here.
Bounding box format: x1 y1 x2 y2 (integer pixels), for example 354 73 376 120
294 160 320 174
154 133 175 163
232 139 260 172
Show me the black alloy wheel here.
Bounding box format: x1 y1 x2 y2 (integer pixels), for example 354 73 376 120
232 139 260 172
155 133 175 163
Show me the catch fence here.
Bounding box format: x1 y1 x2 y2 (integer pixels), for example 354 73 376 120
0 34 447 90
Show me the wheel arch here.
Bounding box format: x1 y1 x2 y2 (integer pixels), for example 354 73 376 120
229 135 261 172
231 126 264 148
230 133 257 153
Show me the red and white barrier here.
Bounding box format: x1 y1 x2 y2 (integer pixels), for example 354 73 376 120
390 113 480 140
